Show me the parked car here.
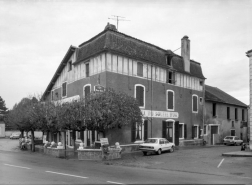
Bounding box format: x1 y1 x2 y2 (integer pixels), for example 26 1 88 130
139 138 175 155
223 136 243 145
10 133 20 139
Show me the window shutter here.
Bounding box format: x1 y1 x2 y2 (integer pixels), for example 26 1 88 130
192 126 195 139
131 122 136 142
193 96 197 112
168 91 174 110
184 124 187 139
162 121 166 138
175 121 179 146
198 126 201 138
144 120 148 141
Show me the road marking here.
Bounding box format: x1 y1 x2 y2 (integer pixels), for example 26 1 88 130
45 171 88 179
217 158 225 168
4 163 31 169
107 181 124 184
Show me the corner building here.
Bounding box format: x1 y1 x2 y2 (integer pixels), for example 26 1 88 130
42 24 206 147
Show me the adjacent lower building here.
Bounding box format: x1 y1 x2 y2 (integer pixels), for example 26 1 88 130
204 85 248 145
41 23 206 148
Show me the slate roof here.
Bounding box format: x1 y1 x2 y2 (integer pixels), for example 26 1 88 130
76 24 205 79
205 85 247 107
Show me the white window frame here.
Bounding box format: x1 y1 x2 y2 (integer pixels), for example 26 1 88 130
166 90 175 111
134 84 145 109
62 81 67 98
203 125 208 136
83 84 91 98
179 123 184 139
192 94 198 113
194 125 199 139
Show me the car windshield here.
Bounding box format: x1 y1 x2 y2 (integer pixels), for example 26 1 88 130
225 137 233 139
144 139 157 143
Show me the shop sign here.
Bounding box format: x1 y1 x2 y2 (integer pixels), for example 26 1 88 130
100 138 109 146
95 85 105 93
141 110 179 119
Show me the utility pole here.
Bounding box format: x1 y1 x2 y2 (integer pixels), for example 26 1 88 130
108 15 130 31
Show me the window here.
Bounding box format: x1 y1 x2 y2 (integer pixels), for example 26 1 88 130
167 90 174 111
135 85 145 108
62 82 67 97
213 103 216 117
192 125 199 139
86 63 89 77
166 55 172 66
199 80 204 86
137 62 143 77
84 84 91 98
166 71 174 84
68 61 72 71
232 121 234 128
230 129 235 136
199 97 203 105
131 120 148 142
235 108 238 120
227 107 230 119
192 95 198 113
242 109 245 121
179 123 184 139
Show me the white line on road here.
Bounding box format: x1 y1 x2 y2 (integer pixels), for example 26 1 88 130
45 171 88 179
107 181 124 184
4 163 31 169
217 158 225 168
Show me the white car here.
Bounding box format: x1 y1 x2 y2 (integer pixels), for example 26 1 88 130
139 138 175 155
10 133 20 139
223 136 243 146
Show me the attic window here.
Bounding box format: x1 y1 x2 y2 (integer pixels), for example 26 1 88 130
199 80 204 86
68 61 72 71
137 62 143 77
166 55 172 66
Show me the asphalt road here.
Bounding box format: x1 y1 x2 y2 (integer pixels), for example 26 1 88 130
1 139 252 184
0 150 251 184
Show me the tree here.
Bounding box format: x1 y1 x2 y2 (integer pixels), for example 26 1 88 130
0 96 8 115
85 88 142 136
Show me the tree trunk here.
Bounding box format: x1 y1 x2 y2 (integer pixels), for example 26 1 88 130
31 130 35 152
20 130 24 138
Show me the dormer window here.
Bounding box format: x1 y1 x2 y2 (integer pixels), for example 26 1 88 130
68 61 72 71
199 80 204 86
137 62 143 77
166 70 175 84
166 55 172 66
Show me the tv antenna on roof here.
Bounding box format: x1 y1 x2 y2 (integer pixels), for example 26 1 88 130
108 15 130 31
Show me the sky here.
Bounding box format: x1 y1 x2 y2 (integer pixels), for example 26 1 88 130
0 0 251 110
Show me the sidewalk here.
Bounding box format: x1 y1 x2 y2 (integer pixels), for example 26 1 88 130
222 150 252 157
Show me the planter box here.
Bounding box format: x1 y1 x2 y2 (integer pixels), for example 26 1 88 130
44 147 65 158
77 148 122 160
78 149 103 160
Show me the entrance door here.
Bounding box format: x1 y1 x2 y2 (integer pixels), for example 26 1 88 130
210 125 218 145
163 121 173 142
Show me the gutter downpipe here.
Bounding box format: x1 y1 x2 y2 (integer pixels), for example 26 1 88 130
202 81 206 145
151 65 153 137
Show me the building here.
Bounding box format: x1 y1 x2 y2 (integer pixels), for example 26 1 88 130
204 85 248 145
246 49 252 150
41 23 206 148
0 114 5 138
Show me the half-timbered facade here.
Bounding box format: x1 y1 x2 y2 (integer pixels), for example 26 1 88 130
42 23 206 147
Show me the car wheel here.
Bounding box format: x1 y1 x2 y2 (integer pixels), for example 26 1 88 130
143 152 147 156
156 149 162 155
170 146 174 153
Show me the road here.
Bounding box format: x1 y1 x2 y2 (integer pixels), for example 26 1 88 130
0 149 251 184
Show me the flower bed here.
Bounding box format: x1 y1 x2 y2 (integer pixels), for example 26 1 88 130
44 147 65 158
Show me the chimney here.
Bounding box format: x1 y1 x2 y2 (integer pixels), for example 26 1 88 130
181 36 190 72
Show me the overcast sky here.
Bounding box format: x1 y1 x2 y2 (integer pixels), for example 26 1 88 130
0 0 251 109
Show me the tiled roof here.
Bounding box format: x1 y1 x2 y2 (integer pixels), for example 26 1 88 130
205 85 247 107
76 26 205 79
